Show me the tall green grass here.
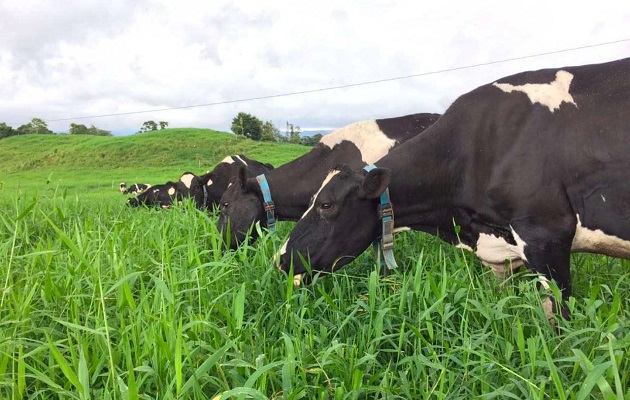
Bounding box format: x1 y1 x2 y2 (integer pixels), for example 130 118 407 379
1 189 628 399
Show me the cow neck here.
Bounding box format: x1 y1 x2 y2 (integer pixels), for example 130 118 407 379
380 129 467 243
363 164 398 270
256 145 339 221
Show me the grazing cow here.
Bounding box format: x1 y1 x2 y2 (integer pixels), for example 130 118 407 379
119 182 151 195
126 181 180 208
126 155 274 209
218 113 441 248
279 58 630 319
189 155 275 209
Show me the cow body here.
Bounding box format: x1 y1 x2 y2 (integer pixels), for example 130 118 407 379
217 113 441 247
280 58 630 318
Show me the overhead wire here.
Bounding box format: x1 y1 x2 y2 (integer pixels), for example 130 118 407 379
42 37 630 123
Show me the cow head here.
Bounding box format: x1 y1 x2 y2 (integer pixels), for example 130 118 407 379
278 165 391 276
217 166 266 249
199 161 243 208
119 182 127 194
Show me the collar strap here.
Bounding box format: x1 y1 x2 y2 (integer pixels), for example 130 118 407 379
363 164 398 269
255 174 276 231
202 184 208 209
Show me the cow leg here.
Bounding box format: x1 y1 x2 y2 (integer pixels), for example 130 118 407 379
516 226 574 321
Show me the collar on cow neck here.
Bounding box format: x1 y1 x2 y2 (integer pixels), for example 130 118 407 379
255 174 276 231
363 164 398 270
202 184 208 208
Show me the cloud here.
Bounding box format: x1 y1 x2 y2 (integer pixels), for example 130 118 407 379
1 0 628 134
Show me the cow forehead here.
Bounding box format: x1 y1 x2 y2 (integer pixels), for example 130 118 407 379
300 170 342 219
233 155 248 165
319 120 396 165
492 70 577 113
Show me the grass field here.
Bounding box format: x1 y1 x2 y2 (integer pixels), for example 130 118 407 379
1 132 629 399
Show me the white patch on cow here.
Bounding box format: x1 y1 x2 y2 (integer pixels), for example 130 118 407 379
393 227 411 234
476 226 528 281
493 70 577 113
206 179 214 186
319 120 396 164
279 239 288 257
571 214 630 258
293 274 302 286
180 173 194 189
537 275 555 321
300 170 341 220
167 187 176 196
455 243 474 252
221 156 235 164
233 155 248 166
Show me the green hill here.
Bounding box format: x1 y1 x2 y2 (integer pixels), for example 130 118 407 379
0 128 311 200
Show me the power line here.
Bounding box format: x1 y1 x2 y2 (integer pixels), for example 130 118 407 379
46 38 630 123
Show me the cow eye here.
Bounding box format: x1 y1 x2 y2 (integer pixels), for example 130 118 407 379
320 202 333 210
222 202 229 208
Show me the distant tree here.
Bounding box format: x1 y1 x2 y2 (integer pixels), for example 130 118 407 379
301 133 323 146
260 120 279 142
286 121 301 144
159 121 169 130
231 112 262 141
87 125 112 136
0 122 16 139
140 120 158 133
69 123 111 136
16 118 53 135
69 123 89 135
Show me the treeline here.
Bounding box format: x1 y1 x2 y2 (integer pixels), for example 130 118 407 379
231 112 322 146
0 118 112 139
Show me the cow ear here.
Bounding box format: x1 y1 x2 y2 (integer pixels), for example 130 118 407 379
360 168 391 199
237 165 249 190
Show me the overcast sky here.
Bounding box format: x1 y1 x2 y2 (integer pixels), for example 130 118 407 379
1 1 628 135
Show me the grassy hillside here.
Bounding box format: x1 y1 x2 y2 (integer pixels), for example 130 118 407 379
0 129 310 200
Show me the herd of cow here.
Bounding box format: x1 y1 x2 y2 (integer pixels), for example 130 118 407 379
121 57 630 320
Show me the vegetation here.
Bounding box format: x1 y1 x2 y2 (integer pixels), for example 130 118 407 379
1 118 113 139
231 112 323 146
69 123 112 136
0 130 628 398
138 121 169 133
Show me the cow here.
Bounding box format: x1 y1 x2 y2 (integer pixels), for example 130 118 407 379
190 155 275 209
126 181 180 208
119 182 151 195
217 113 441 249
278 57 630 320
126 155 274 209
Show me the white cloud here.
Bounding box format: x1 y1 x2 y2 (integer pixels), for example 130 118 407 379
1 0 628 134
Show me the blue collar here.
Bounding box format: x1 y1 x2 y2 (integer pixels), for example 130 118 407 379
363 164 398 269
255 174 276 231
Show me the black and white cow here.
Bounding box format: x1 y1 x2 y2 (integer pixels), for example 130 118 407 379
279 58 630 319
126 181 180 208
126 155 274 209
189 155 275 209
217 113 441 248
119 182 151 195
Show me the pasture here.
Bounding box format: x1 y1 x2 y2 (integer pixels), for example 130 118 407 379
1 131 629 399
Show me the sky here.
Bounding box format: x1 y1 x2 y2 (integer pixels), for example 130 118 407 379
1 0 628 136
